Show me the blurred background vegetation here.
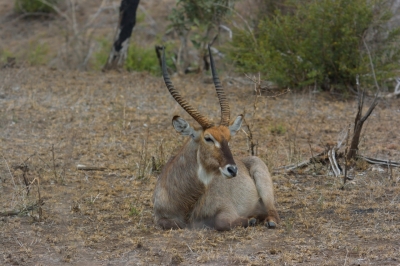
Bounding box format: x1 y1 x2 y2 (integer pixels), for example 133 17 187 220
1 0 400 93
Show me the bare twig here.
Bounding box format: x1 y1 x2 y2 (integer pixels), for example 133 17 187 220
346 74 379 163
343 125 351 185
51 144 58 180
273 151 326 173
213 3 256 44
242 73 263 156
362 38 381 92
76 164 107 171
37 170 43 221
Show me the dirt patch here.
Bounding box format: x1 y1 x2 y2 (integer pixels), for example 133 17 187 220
0 66 399 265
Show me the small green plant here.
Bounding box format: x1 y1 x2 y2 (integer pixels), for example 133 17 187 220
269 123 287 135
0 49 15 65
14 0 58 13
129 205 140 216
27 41 49 66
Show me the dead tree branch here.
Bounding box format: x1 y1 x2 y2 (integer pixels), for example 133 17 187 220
0 199 44 217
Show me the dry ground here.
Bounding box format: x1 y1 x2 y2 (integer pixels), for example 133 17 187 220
0 67 399 266
1 0 400 265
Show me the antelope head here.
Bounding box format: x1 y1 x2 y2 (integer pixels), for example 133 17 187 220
162 46 243 182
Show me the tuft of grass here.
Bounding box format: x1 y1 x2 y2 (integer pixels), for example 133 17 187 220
269 123 287 135
27 40 50 66
129 205 140 216
14 0 58 13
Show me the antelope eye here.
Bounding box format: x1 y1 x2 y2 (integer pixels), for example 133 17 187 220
204 136 214 143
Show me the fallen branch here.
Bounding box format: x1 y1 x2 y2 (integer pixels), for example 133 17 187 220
274 153 400 174
358 155 400 167
273 151 327 173
328 149 341 177
76 164 107 171
0 199 44 217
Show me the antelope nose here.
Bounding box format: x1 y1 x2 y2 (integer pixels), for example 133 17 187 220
227 165 238 177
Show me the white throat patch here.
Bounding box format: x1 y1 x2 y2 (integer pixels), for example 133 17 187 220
197 150 213 185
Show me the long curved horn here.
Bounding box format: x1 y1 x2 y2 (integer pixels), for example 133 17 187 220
162 47 213 129
208 45 230 126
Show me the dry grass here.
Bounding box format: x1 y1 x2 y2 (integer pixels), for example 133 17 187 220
0 67 399 265
1 0 400 265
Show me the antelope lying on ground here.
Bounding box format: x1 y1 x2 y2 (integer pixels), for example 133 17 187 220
153 46 280 231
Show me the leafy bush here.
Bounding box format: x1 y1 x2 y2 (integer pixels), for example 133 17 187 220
125 44 161 75
94 38 175 75
15 0 58 13
229 0 400 91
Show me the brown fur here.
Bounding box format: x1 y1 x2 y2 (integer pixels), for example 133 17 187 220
153 125 280 231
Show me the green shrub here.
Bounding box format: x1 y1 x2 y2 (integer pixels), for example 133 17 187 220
229 0 400 91
94 38 175 75
15 0 58 13
27 41 49 65
93 38 110 70
125 44 161 75
168 0 238 72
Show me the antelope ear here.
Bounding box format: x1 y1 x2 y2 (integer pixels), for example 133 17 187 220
172 116 199 139
229 115 243 136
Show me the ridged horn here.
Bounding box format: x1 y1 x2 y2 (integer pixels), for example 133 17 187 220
208 45 230 126
162 47 214 129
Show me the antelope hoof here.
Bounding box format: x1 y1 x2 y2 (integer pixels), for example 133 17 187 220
248 218 257 227
265 221 276 229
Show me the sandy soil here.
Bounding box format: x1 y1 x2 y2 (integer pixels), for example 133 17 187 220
0 66 399 265
1 0 400 265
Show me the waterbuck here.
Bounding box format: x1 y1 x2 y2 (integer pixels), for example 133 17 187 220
153 46 280 231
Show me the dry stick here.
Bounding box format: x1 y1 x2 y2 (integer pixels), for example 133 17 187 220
343 125 351 186
346 38 380 163
328 150 338 177
343 36 384 177
273 151 326 173
37 170 42 221
242 74 263 156
357 155 400 167
0 199 44 217
51 144 58 181
22 165 29 195
76 165 107 171
388 160 392 180
213 3 256 45
243 116 256 156
332 149 341 177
